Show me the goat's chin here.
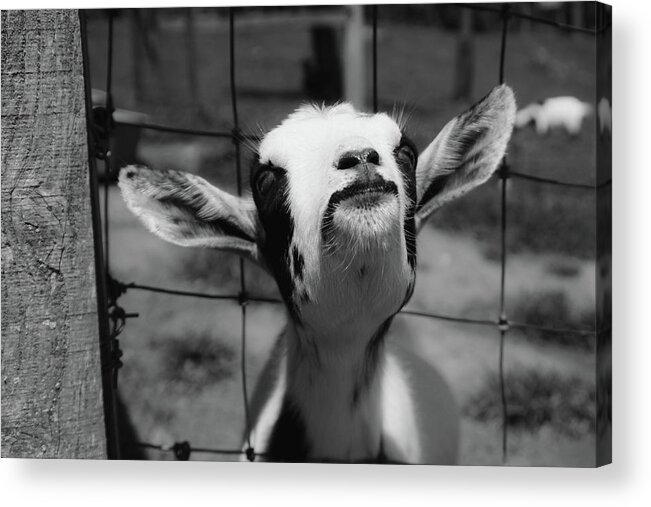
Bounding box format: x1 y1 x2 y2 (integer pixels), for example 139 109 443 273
325 195 402 252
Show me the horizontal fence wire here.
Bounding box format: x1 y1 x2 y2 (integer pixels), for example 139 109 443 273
127 441 257 461
508 171 611 190
497 5 510 462
116 280 282 304
112 277 602 336
456 2 601 35
87 5 605 462
128 440 410 463
508 321 597 336
113 118 261 142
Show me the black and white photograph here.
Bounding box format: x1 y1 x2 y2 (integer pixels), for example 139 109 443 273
2 1 612 472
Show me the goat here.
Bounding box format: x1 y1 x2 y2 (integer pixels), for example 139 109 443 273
118 84 516 464
515 96 592 136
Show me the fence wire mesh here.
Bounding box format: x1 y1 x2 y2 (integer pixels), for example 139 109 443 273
82 5 607 463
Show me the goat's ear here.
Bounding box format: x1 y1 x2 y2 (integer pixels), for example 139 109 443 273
415 84 516 230
118 165 261 264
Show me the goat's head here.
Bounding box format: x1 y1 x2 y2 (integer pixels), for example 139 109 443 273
119 85 515 335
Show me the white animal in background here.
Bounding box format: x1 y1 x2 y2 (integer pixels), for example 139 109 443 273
515 96 592 136
119 85 516 464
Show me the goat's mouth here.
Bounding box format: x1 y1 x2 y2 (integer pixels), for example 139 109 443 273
326 179 399 210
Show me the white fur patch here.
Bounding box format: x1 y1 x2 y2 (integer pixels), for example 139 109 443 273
247 357 287 456
381 353 422 463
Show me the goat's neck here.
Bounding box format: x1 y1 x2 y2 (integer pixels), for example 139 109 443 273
277 225 411 461
283 315 390 462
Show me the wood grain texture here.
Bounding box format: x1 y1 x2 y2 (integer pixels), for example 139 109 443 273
1 10 107 459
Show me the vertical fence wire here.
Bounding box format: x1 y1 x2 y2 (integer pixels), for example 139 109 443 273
79 10 121 460
497 4 511 464
228 8 254 460
103 12 114 274
101 10 127 460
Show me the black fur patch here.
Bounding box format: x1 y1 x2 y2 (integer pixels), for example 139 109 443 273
291 246 305 281
251 160 300 319
394 133 418 271
460 86 496 124
266 397 310 462
450 88 495 156
417 119 488 210
418 172 449 212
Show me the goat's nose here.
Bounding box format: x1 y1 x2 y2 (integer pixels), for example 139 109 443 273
336 148 380 170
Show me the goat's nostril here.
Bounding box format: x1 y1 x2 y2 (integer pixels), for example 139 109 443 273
365 149 380 165
337 153 362 170
336 149 380 170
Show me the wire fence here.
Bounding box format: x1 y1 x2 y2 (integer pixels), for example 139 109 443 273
82 5 608 463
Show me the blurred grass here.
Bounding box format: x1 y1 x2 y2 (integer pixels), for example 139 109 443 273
510 289 595 350
177 248 279 298
160 332 235 390
465 369 595 437
545 257 582 278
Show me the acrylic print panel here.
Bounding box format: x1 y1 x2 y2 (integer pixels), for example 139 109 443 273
1 3 611 467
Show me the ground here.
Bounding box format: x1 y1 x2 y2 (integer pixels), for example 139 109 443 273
87 7 598 466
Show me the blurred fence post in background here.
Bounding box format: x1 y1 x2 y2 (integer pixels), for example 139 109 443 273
303 24 343 102
1 10 108 458
183 8 206 119
131 9 160 104
453 7 474 100
343 5 366 110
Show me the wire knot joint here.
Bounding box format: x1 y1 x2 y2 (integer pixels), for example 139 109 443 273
498 315 510 333
173 441 192 461
91 104 114 160
238 291 249 307
498 159 510 180
231 127 243 146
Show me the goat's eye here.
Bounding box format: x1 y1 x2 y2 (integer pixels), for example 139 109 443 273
394 143 417 168
255 168 276 196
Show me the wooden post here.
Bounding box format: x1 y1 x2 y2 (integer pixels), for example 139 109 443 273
1 10 107 459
